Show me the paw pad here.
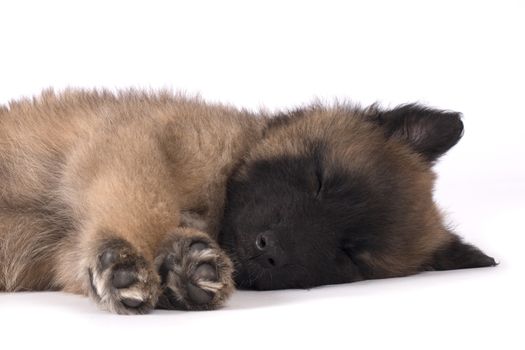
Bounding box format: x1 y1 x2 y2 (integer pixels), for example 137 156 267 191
155 232 234 310
112 268 138 289
88 239 160 314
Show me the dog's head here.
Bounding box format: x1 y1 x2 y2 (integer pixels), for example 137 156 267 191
219 103 485 290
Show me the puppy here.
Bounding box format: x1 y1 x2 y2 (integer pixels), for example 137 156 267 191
219 104 496 289
0 90 495 314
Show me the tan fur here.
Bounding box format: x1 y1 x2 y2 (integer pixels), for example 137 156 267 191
0 90 459 311
0 89 263 300
241 106 454 278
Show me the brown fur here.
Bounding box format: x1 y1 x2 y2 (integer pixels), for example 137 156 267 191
0 90 494 313
220 103 495 290
0 89 262 313
230 106 450 280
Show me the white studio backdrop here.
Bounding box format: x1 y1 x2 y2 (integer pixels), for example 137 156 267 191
0 1 523 349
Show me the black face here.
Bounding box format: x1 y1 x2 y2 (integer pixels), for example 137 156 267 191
219 104 465 290
219 143 393 290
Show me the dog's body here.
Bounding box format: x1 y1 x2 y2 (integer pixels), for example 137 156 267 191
0 89 495 314
0 90 261 312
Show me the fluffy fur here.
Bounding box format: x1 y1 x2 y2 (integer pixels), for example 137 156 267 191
0 89 495 313
220 103 495 289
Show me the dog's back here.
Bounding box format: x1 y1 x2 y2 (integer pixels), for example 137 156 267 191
0 90 260 298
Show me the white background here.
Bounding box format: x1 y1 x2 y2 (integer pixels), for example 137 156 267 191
1 1 523 349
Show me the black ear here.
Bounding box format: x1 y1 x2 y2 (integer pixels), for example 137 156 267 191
425 235 497 271
375 104 464 162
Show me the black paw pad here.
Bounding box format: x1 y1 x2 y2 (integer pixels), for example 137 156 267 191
187 282 213 304
194 263 217 281
121 298 144 308
189 242 208 253
100 249 118 270
156 233 234 310
112 268 137 289
184 264 218 305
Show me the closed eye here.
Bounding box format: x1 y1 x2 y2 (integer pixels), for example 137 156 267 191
315 170 323 198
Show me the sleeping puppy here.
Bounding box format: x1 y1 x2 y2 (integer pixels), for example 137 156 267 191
0 90 495 314
219 104 496 289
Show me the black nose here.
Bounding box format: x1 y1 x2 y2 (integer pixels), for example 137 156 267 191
255 231 271 250
254 231 284 268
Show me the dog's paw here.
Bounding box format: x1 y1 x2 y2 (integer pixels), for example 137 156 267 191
155 229 234 310
87 239 160 314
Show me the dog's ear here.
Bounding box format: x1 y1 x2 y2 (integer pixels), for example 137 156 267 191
425 234 497 271
374 104 464 162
